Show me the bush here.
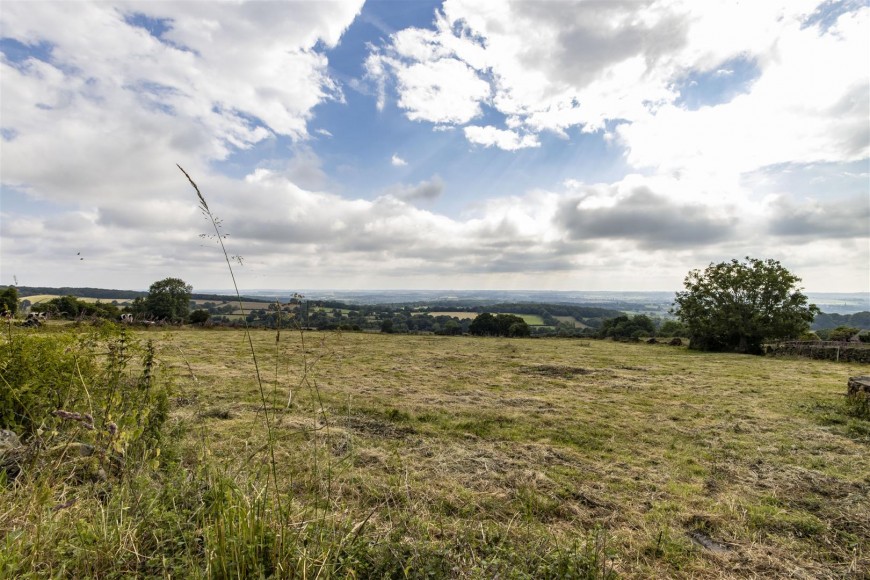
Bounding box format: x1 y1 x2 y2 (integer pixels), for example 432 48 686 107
598 315 655 340
0 324 170 472
189 309 211 325
829 326 859 341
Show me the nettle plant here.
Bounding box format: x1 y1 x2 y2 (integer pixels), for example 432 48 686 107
0 323 170 481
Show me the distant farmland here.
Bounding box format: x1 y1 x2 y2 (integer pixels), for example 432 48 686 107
429 311 547 325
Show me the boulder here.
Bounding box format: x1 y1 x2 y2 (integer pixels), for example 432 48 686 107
669 338 683 346
0 430 21 454
847 376 870 399
0 430 23 482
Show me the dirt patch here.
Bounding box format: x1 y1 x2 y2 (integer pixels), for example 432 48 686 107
341 415 416 439
520 365 594 378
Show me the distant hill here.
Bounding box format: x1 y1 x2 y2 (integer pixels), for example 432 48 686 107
812 311 870 330
13 286 272 304
16 286 147 300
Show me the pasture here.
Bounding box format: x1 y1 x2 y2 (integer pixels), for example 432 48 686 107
160 330 867 577
2 326 867 578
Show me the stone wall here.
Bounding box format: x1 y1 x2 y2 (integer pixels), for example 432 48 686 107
767 341 870 363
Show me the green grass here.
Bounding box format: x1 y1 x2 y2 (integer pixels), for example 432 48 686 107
2 327 868 578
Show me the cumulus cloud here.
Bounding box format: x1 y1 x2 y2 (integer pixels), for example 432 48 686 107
464 126 540 151
2 0 867 292
555 183 738 248
767 194 870 239
365 0 868 178
0 0 364 203
618 6 869 178
384 176 444 201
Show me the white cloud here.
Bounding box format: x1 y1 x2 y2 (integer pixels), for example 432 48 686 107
384 176 443 201
464 126 540 151
1 0 866 293
0 0 364 203
367 0 867 172
391 154 408 166
391 57 491 124
618 5 869 178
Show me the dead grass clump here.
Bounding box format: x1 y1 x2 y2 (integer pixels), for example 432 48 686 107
522 364 594 378
342 415 416 439
199 406 235 420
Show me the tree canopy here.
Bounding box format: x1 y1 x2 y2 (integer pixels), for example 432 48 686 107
469 313 530 337
598 314 655 339
673 257 818 354
134 278 193 322
0 286 19 313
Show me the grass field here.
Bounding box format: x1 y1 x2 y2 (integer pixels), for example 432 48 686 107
554 315 590 329
22 294 135 305
157 330 867 578
3 327 868 577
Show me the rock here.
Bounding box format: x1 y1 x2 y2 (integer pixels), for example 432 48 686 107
669 338 683 346
0 430 23 482
0 430 21 454
847 376 870 399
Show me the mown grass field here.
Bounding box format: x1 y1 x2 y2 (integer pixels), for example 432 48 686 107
22 294 135 305
155 329 868 578
2 326 867 578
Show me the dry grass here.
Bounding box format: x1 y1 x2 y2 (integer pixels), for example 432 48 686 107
153 329 869 578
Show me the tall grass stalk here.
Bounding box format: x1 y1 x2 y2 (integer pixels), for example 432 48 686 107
177 164 281 512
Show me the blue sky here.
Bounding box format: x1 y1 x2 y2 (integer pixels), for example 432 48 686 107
1 0 868 292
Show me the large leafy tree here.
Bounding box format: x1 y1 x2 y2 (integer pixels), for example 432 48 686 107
469 313 530 337
144 278 193 322
673 257 818 354
0 286 19 313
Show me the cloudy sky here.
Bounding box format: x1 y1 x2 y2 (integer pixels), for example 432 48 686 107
1 0 868 293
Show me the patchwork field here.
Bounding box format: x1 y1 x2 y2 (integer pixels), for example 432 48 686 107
152 329 868 578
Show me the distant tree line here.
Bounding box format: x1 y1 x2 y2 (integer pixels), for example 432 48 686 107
31 296 121 319
468 313 531 337
812 311 870 330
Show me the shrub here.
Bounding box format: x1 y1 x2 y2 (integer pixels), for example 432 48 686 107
0 324 170 472
829 326 859 341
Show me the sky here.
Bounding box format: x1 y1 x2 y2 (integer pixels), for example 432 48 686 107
1 0 868 293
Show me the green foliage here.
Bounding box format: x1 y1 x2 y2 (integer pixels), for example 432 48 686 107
658 320 687 337
598 314 655 339
143 277 193 322
0 325 170 463
812 310 870 331
0 286 19 313
469 312 531 337
828 326 859 341
673 257 818 354
31 295 120 319
189 309 210 325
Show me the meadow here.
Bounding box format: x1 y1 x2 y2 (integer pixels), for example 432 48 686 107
1 325 868 578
